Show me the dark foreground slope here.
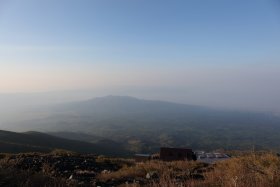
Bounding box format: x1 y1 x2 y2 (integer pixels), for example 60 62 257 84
0 130 128 156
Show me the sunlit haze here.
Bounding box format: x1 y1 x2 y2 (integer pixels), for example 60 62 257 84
0 0 280 112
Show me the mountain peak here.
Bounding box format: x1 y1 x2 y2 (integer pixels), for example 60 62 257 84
90 95 140 101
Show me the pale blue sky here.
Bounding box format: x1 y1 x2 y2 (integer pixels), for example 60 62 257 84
0 0 280 111
1 0 279 65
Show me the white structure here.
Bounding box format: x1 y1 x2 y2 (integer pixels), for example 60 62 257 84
195 151 230 164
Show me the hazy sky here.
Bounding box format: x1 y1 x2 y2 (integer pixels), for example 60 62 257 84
0 0 280 112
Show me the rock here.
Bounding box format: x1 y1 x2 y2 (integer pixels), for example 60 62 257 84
146 171 159 179
102 169 110 174
69 175 73 180
146 173 151 179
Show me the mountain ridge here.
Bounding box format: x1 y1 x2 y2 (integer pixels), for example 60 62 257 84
3 95 280 153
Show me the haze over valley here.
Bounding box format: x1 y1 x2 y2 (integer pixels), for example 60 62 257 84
0 1 280 186
1 95 280 155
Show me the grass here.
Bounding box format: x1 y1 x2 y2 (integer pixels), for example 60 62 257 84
204 153 280 187
97 152 280 187
0 151 279 186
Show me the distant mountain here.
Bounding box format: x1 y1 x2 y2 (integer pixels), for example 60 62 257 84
0 130 129 156
8 96 280 153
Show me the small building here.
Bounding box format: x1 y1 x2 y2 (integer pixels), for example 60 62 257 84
134 154 151 162
160 147 195 161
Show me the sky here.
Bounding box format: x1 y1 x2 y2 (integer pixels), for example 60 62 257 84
0 0 280 112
